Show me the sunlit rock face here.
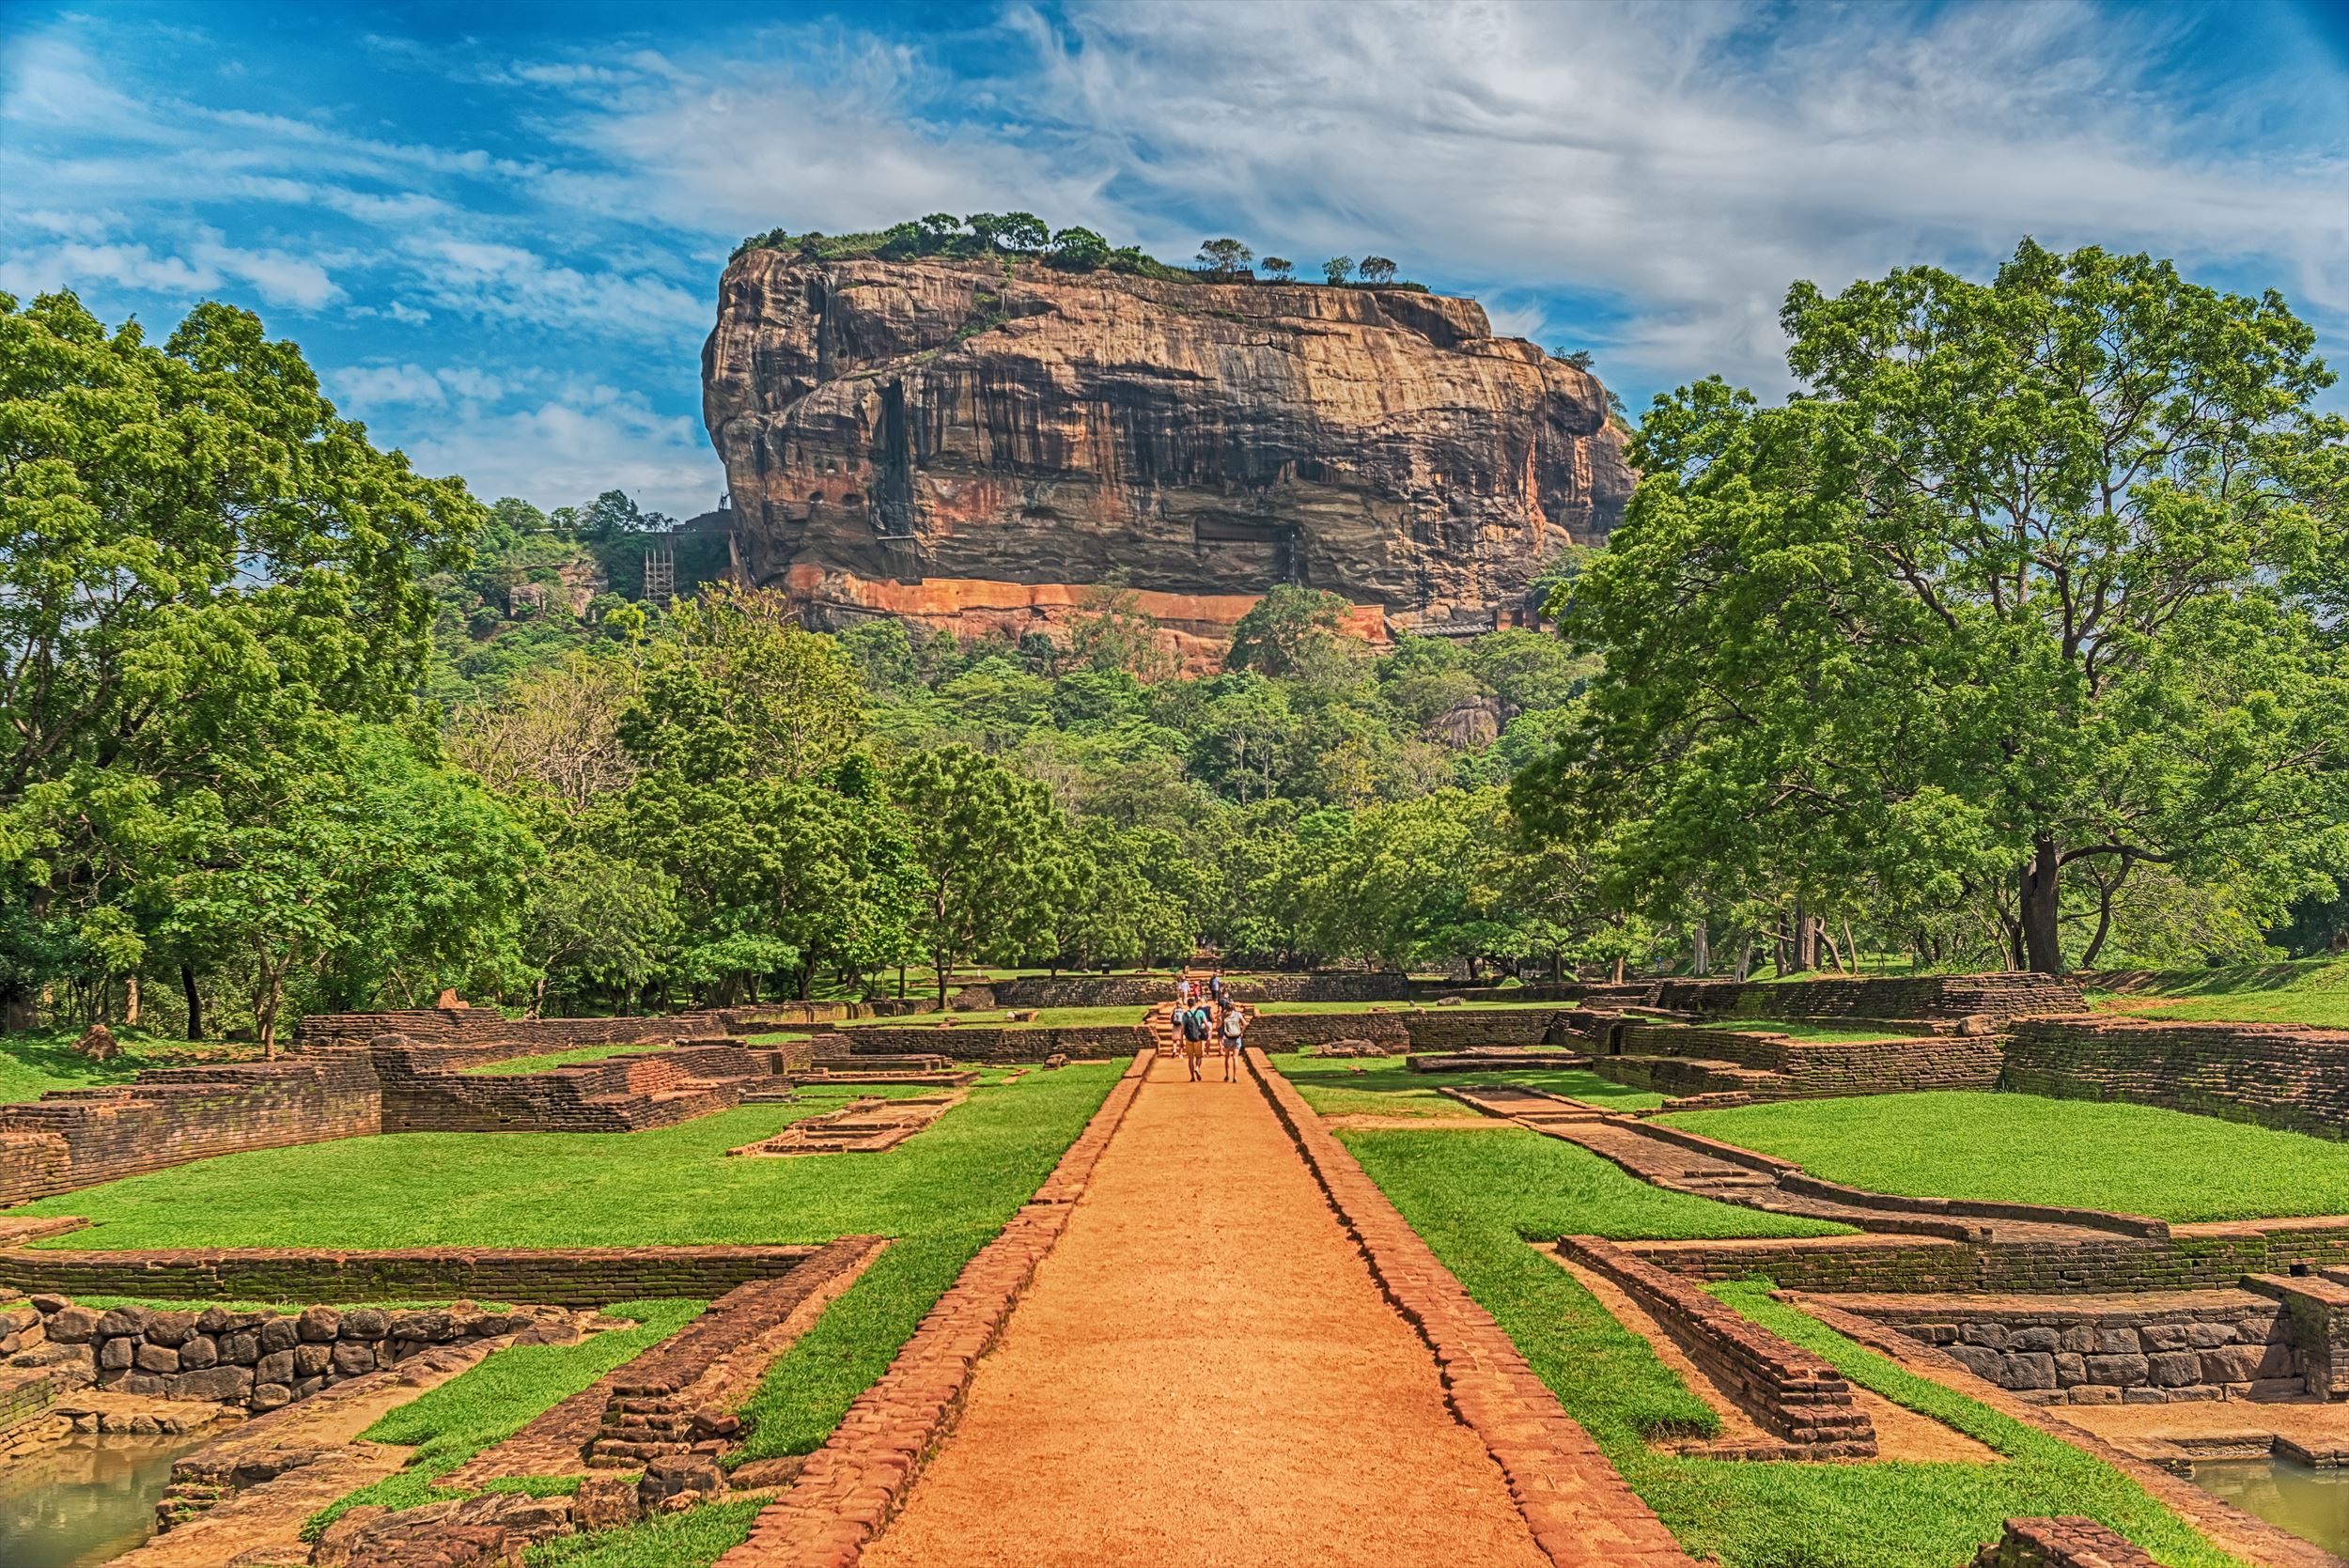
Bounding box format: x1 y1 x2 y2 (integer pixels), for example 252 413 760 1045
701 252 1634 660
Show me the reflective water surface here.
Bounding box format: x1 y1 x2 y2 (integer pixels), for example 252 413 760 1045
2194 1455 2349 1556
0 1436 212 1568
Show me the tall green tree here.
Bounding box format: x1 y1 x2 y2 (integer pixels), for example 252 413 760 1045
891 744 1066 1004
1534 241 2349 972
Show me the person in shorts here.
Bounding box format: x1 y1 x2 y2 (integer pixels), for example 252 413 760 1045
1181 1001 1210 1080
1219 1003 1246 1079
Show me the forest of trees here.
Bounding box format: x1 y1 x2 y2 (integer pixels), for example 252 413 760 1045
3 238 2343 1044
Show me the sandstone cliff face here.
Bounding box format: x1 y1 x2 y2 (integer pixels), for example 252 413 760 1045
701 252 1634 656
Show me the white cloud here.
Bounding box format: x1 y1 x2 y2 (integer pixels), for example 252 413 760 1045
397 389 723 518
399 237 706 335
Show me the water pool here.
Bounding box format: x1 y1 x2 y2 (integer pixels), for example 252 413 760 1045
2193 1455 2349 1557
0 1435 212 1568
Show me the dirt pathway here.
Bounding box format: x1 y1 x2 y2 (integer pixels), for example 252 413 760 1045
862 1054 1550 1568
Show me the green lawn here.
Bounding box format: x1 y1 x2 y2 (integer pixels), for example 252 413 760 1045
2091 957 2349 1029
23 1063 1122 1464
1661 1091 2349 1222
462 1041 681 1076
309 1298 707 1531
527 1498 765 1567
1343 1125 2242 1568
1273 1051 1664 1118
1697 1019 1913 1043
0 1028 261 1106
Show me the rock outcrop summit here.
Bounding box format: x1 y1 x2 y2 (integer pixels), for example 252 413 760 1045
701 252 1635 660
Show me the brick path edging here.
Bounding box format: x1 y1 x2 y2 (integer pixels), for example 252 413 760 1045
1244 1048 1694 1568
714 1049 1154 1568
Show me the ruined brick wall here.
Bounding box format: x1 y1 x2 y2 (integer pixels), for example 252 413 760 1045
1579 1017 2004 1101
830 1024 1154 1062
380 1046 770 1134
2002 1017 2349 1140
1719 974 2084 1022
1625 1220 2349 1296
1840 1292 2300 1405
296 1008 739 1053
0 1050 384 1204
988 974 1414 1008
1972 1519 2162 1568
1557 1235 1874 1455
1243 1011 1567 1052
0 1243 825 1305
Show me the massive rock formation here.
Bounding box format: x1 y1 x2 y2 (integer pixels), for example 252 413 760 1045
701 251 1635 661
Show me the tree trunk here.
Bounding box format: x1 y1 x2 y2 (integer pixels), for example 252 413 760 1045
935 949 950 1010
123 973 140 1027
1792 905 1819 972
1610 955 1625 985
2019 835 2064 974
1735 939 1753 982
181 964 203 1041
897 963 906 1001
1690 921 1710 977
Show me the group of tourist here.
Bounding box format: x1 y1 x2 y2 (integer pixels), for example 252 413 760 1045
1172 973 1248 1082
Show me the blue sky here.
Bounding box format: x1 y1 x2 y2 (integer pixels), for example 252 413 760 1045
5 0 2344 519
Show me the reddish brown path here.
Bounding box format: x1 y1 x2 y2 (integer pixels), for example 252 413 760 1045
861 1054 1551 1568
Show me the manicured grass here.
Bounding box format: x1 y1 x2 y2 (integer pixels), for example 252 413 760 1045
309 1298 706 1532
462 1041 680 1076
2091 957 2349 1029
0 1028 260 1106
1698 1019 1913 1043
1273 1051 1665 1118
31 1063 1120 1473
527 1498 765 1566
1342 1126 2243 1567
26 1061 1119 1249
1661 1091 2349 1223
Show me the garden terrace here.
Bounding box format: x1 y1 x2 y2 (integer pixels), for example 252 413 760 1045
380 1043 808 1134
2001 1017 2349 1140
809 1022 1154 1063
1571 1013 2008 1105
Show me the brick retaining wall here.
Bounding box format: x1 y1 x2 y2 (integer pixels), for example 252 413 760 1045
0 1244 826 1305
1243 1011 1569 1052
988 974 1414 1008
821 1024 1154 1062
381 1045 782 1134
1566 973 2081 1024
1555 1235 1875 1455
1972 1518 2163 1568
1826 1290 2302 1405
1622 1219 2349 1295
0 1050 384 1205
2002 1017 2349 1140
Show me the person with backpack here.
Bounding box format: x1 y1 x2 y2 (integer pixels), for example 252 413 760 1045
1219 1002 1246 1080
1180 1001 1211 1080
1208 972 1227 1007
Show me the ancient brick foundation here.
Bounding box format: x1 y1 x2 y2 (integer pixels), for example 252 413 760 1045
1620 1219 2349 1296
296 1006 742 1052
0 1244 827 1305
1573 972 2082 1024
987 973 1414 1008
1555 1235 1875 1456
1243 1010 1569 1053
1826 1291 2304 1405
817 1023 1154 1062
381 1044 798 1134
2001 1017 2349 1140
0 1049 384 1205
1971 1517 2161 1568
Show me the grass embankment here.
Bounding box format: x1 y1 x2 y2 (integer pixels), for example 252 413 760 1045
2090 956 2349 1029
1340 1123 2242 1568
26 1063 1123 1462
1660 1091 2349 1223
310 1298 706 1532
1271 1051 1664 1118
0 1027 259 1105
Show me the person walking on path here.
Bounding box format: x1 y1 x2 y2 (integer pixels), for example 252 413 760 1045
1208 972 1227 1007
1220 1002 1246 1080
1181 1002 1210 1081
